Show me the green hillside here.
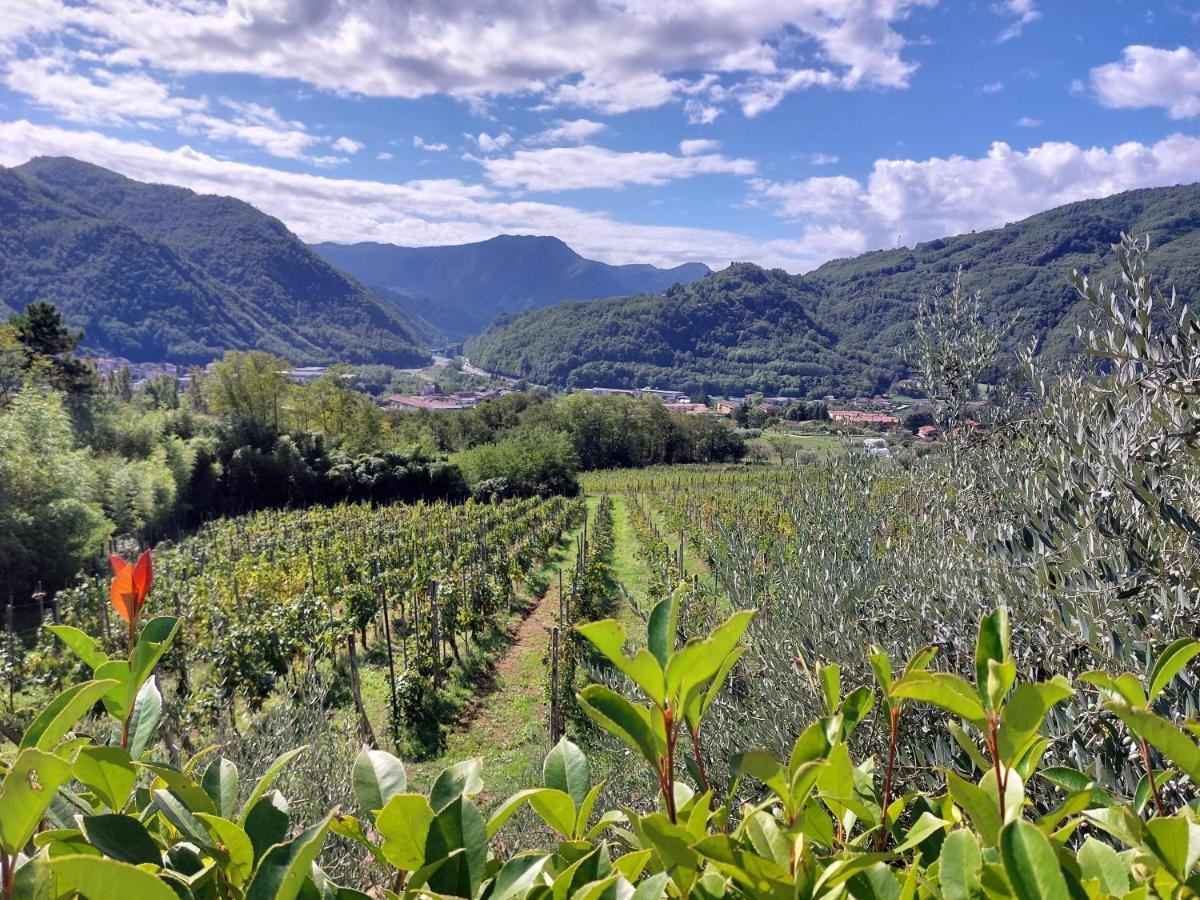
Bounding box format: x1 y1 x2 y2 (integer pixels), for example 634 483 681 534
312 234 710 342
1 158 428 365
467 182 1200 396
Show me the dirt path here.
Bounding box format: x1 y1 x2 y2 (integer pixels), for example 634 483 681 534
407 518 583 793
457 581 559 750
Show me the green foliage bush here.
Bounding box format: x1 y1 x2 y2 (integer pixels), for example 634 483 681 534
8 564 1200 898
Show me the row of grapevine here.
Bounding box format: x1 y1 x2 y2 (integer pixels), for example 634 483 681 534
8 495 583 752
547 495 616 741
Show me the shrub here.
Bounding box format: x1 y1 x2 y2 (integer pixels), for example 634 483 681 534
7 563 1200 898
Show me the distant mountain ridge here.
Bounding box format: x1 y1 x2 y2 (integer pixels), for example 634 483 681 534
467 181 1200 397
312 234 710 342
1 157 428 365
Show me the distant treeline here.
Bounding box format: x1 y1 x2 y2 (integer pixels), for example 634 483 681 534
0 304 744 599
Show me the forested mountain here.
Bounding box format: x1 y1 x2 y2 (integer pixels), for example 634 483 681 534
467 182 1200 396
312 234 710 342
1 157 428 365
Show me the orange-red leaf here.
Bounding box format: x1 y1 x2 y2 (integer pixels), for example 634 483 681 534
109 555 136 623
109 550 152 624
132 549 153 610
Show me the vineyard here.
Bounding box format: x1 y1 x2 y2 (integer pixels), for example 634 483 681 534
5 495 583 755
2 236 1200 896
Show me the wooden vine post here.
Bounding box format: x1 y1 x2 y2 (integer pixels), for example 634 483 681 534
346 633 378 748
379 587 400 748
549 625 561 745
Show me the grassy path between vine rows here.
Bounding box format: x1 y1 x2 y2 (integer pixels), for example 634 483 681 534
405 492 661 799
634 490 728 606
403 513 583 794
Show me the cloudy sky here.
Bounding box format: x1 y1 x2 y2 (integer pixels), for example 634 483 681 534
1 0 1198 271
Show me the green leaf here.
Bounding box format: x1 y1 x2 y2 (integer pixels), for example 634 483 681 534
1080 671 1146 707
245 790 291 863
352 747 407 822
576 782 604 840
840 686 874 738
0 747 75 855
577 619 666 704
631 872 670 900
904 645 938 677
1107 703 1200 782
140 762 216 816
81 814 162 865
245 814 330 900
47 624 110 670
868 646 893 696
195 813 256 886
846 863 902 900
543 737 589 808
94 659 133 720
39 855 178 900
1149 639 1200 702
819 664 841 713
946 770 1001 846
612 849 652 881
578 684 663 767
743 810 789 868
487 788 575 839
152 788 212 847
939 829 982 900
20 679 118 750
127 616 181 702
986 658 1017 713
489 852 552 900
893 673 987 726
1037 767 1113 807
1077 837 1130 894
126 675 162 758
997 678 1072 763
684 646 744 730
424 795 488 899
975 608 1011 709
74 746 137 811
891 812 951 855
202 757 240 819
639 813 700 874
238 745 307 824
1143 816 1200 882
646 595 678 669
999 819 1069 900
429 757 484 812
329 814 388 868
1133 768 1174 815
376 793 436 871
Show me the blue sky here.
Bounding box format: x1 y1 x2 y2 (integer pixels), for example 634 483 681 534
0 0 1198 270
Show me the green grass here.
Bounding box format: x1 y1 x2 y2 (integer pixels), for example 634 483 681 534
605 494 652 640
749 431 849 463
399 513 588 798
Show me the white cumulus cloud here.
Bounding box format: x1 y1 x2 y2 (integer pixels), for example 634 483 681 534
753 133 1200 265
413 136 449 152
679 139 720 156
1091 45 1200 119
995 0 1040 42
527 119 607 145
4 0 936 119
331 136 363 154
478 144 756 192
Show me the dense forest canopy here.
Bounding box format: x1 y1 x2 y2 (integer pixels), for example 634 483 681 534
0 305 745 600
468 181 1200 396
313 235 710 343
0 158 428 365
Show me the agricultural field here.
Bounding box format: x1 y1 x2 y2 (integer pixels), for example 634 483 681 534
2 238 1200 896
5 496 582 756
